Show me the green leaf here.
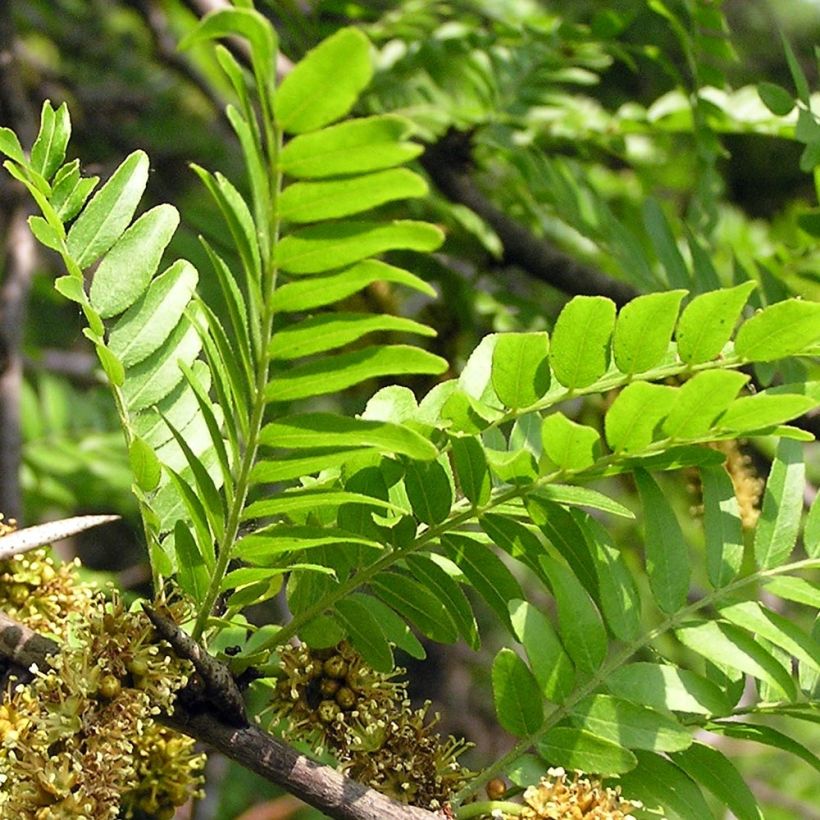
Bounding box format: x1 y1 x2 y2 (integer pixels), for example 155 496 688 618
250 448 373 484
618 750 711 819
237 525 380 565
707 720 820 773
735 299 820 361
533 484 634 519
269 312 434 360
450 435 491 506
333 597 393 673
719 601 820 674
30 101 70 181
491 648 544 737
758 81 795 115
443 534 523 634
173 521 210 603
279 115 422 178
541 412 601 472
509 599 575 703
606 663 731 716
605 382 677 453
28 216 62 252
485 447 537 485
404 459 453 525
121 315 202 412
0 127 25 164
405 554 479 650
643 199 689 288
580 514 642 642
480 514 546 579
107 259 198 367
275 220 443 275
782 33 811 103
491 332 550 408
259 413 437 460
763 576 820 608
676 620 797 700
754 438 805 568
675 281 756 364
717 392 816 434
271 259 435 312
549 295 616 388
662 371 749 439
539 554 607 674
538 728 637 775
371 572 458 643
90 337 124 387
571 694 692 752
266 345 447 402
276 28 372 134
805 491 820 558
128 435 161 492
179 7 277 91
279 168 427 223
613 289 686 374
67 150 150 269
348 593 425 659
634 469 690 614
700 464 744 588
242 489 405 521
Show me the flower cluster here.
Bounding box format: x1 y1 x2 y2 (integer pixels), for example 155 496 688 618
267 640 471 810
0 523 205 819
506 767 639 820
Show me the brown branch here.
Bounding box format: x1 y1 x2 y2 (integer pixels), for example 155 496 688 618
421 137 639 308
0 611 444 820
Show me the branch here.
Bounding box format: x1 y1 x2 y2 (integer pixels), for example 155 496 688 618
0 611 444 820
421 136 639 307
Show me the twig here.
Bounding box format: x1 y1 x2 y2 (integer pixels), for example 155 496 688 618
0 610 444 820
0 514 121 560
421 136 639 307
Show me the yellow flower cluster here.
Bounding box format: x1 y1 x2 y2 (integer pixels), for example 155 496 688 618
509 767 639 819
0 522 205 819
267 640 471 810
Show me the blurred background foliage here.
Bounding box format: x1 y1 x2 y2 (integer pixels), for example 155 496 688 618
2 0 819 817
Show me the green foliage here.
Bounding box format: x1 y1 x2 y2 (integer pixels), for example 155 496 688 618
3 3 820 819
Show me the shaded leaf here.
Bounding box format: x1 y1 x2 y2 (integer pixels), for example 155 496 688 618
334 597 393 673
492 648 544 737
701 464 744 588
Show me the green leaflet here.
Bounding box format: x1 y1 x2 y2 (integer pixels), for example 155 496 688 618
509 599 575 703
269 312 434 360
265 345 447 402
279 168 428 222
450 435 491 506
606 663 731 716
67 150 150 269
662 370 749 439
347 593 426 659
612 289 686 374
271 259 435 312
539 554 607 674
717 391 816 434
762 576 820 608
541 412 601 471
250 448 373 484
334 597 393 673
259 413 437 460
671 743 764 820
754 437 805 568
173 521 210 604
676 281 756 364
121 313 203 412
806 491 820 558
237 525 380 566
491 648 544 737
571 694 692 752
634 469 690 614
90 204 179 317
700 464 744 588
275 220 443 275
107 259 198 367
537 727 636 775
643 199 690 288
491 332 551 408
549 295 616 388
533 484 634 519
276 28 372 135
706 721 820 774
30 101 70 181
618 751 711 819
735 299 820 361
128 435 161 492
0 127 26 164
242 489 405 521
371 572 459 643
758 81 795 116
279 115 423 178
605 382 677 453
50 160 98 222
676 620 797 700
404 459 453 525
